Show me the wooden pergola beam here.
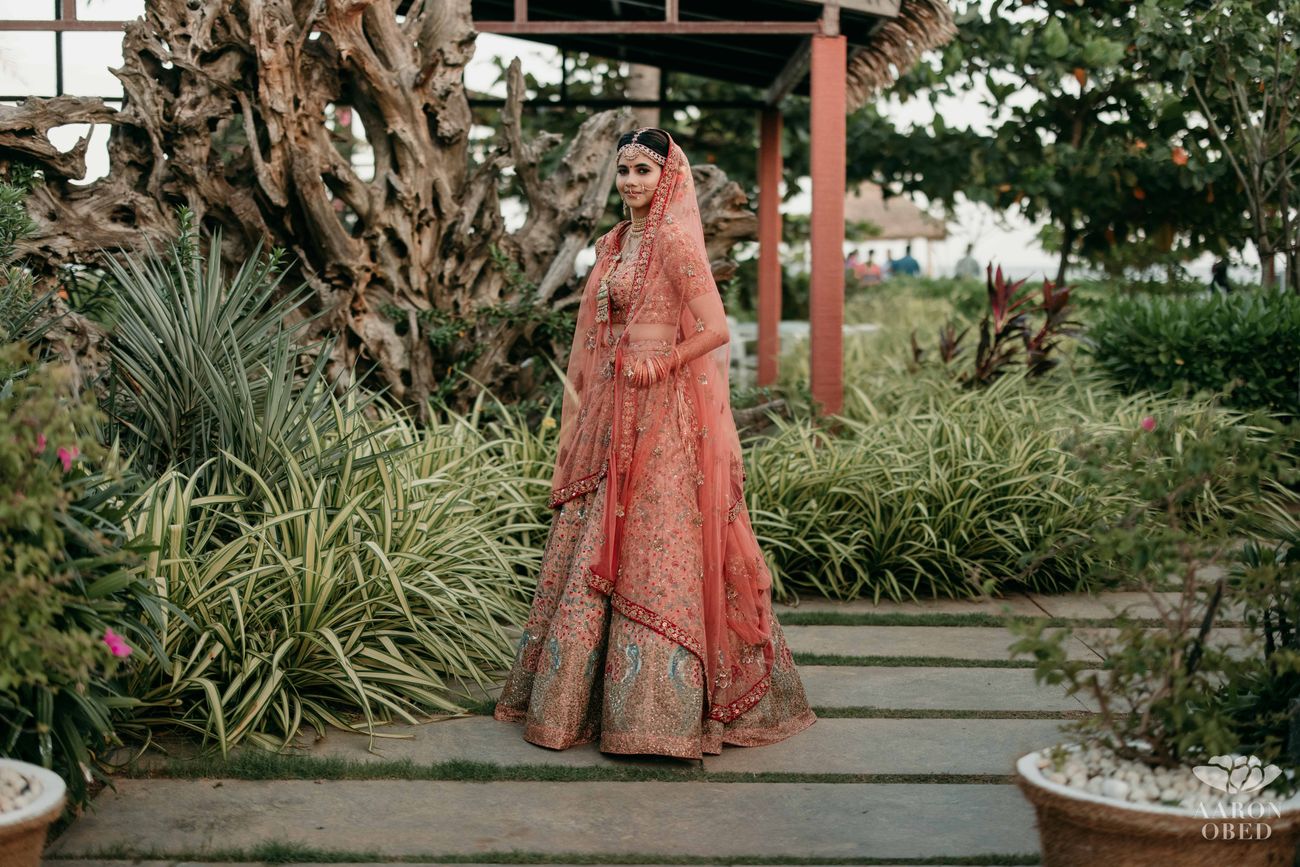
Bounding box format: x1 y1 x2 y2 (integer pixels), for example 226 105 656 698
756 107 783 387
0 19 123 31
764 38 812 106
789 0 901 15
476 21 824 35
808 30 847 417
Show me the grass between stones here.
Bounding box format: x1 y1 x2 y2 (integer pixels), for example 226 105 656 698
790 654 1102 668
774 611 1241 627
65 842 1044 864
116 750 1020 785
462 699 1099 719
807 707 1095 719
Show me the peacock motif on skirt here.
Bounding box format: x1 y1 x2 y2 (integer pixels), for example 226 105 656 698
606 640 641 722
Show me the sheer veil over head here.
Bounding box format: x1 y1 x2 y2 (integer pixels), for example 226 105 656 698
547 128 779 724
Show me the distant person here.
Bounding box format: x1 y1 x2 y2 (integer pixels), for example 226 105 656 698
954 243 981 280
889 243 921 277
845 251 865 282
862 249 883 285
1210 258 1232 294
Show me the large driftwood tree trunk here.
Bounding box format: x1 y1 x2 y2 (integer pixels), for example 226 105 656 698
0 0 756 415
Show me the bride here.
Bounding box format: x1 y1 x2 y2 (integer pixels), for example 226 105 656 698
494 127 816 759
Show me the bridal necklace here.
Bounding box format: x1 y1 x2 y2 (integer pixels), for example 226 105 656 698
619 216 645 264
597 215 646 323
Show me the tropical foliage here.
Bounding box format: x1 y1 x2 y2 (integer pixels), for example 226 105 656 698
1009 404 1300 786
1084 291 1300 418
0 176 164 809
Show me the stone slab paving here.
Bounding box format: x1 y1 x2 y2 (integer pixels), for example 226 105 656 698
348 664 1090 713
773 592 1044 617
703 716 1068 775
298 716 684 769
279 714 1072 776
1025 589 1246 621
1072 625 1251 661
45 779 1040 861
783 624 1099 661
800 665 1095 712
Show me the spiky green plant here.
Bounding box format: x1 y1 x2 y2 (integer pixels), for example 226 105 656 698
118 392 540 755
101 208 383 487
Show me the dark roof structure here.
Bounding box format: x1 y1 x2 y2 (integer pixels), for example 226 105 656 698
456 0 955 110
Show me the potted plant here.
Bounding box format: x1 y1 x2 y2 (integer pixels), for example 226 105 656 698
1007 407 1300 865
0 759 67 866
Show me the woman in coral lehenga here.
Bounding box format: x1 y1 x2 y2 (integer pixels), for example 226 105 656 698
494 128 816 760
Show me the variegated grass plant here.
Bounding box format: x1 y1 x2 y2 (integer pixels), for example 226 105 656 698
754 287 1293 603
94 213 544 755
117 389 541 755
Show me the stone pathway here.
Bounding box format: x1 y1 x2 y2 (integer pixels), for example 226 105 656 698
44 588 1185 866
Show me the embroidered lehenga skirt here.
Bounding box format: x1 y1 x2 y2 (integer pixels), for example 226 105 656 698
494 338 817 759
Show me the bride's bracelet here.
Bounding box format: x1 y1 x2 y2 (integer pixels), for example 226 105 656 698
625 350 675 387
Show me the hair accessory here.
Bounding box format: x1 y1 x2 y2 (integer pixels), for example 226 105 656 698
618 127 666 166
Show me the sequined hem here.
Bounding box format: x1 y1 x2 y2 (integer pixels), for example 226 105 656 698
710 706 818 750
594 575 776 727
709 672 770 723
524 721 598 750
599 730 706 761
602 583 706 661
493 704 526 723
549 459 608 509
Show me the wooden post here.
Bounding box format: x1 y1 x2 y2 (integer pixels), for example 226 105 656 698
757 107 783 387
809 32 846 417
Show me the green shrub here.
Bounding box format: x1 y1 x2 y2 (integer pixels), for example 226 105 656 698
1008 409 1300 786
72 215 539 755
745 366 1137 602
1083 291 1300 418
0 342 162 809
0 172 165 810
756 329 1295 602
101 207 381 487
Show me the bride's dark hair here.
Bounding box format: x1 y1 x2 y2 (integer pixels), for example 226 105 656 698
616 127 671 161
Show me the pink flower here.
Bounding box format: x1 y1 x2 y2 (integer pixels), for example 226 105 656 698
103 627 132 658
35 433 46 454
1140 416 1157 432
57 445 79 472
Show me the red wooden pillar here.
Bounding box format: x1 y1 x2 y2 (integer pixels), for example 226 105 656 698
756 107 783 387
808 32 846 417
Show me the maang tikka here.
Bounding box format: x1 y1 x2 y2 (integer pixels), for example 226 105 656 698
618 127 666 167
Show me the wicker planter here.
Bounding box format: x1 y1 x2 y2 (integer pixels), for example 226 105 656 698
0 759 66 867
1016 746 1300 866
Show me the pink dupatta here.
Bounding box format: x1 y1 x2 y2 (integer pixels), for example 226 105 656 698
548 134 776 724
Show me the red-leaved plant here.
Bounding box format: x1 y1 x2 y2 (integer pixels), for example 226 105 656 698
911 263 1079 386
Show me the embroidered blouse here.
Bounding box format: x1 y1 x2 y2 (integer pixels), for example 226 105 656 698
604 221 716 326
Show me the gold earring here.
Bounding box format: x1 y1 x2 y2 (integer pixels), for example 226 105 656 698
623 199 630 218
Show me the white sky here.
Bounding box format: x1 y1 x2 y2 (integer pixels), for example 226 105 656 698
0 0 1234 282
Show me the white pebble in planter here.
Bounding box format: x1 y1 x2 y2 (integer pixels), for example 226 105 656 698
1016 744 1300 866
